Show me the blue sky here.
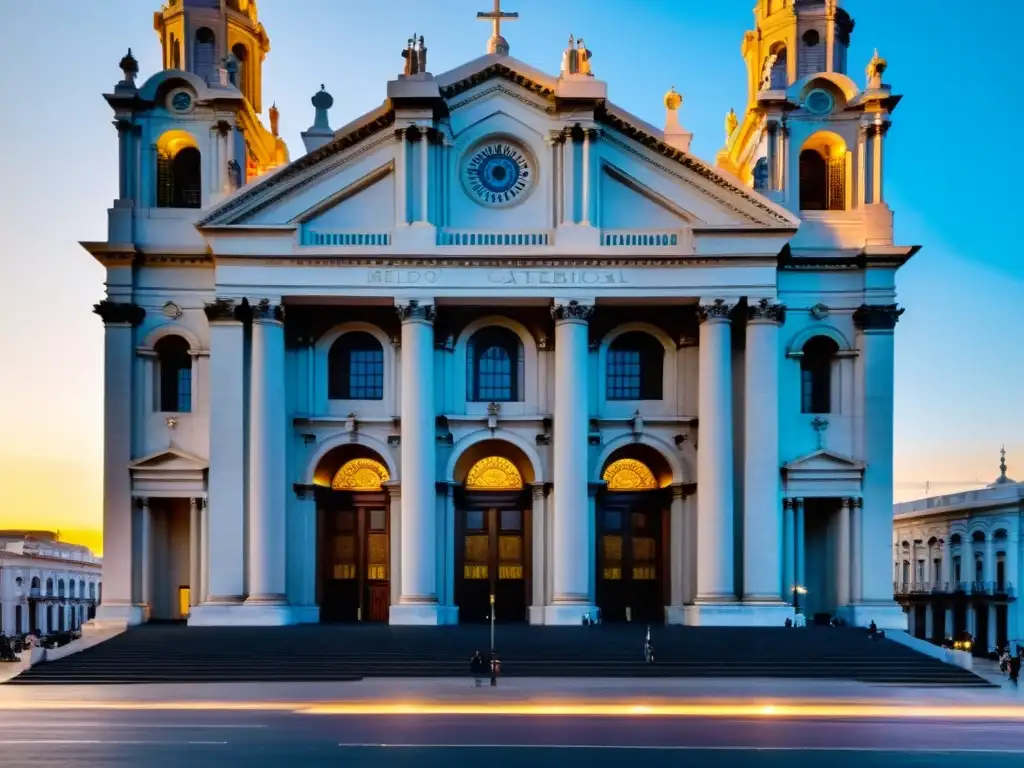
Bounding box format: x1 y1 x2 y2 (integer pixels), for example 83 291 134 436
0 0 1020 543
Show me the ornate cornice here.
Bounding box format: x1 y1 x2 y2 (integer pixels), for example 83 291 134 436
696 299 735 323
251 298 284 323
747 298 786 324
203 298 254 323
395 299 436 323
551 300 594 322
93 300 145 326
439 63 556 102
853 303 904 331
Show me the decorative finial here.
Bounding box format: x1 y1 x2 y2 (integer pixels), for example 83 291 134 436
119 48 139 88
866 48 887 90
477 0 518 56
999 445 1008 480
663 86 682 111
725 107 738 140
268 102 279 137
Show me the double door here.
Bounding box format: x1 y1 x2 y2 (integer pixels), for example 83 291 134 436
321 506 390 623
456 507 528 623
597 503 665 623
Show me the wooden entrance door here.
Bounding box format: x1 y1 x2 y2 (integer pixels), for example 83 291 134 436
456 507 528 623
597 503 665 623
321 504 390 623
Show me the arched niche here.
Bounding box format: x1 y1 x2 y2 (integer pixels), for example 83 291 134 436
450 436 538 487
309 440 397 487
452 316 538 417
599 444 675 490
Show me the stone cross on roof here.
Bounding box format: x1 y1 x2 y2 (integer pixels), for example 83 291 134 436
477 0 518 56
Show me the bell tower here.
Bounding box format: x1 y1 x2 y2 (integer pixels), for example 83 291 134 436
154 0 271 113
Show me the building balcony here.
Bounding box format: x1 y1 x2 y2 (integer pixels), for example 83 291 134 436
894 581 1016 600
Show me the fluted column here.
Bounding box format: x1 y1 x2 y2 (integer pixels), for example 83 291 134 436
93 300 145 627
188 497 200 609
939 539 950 592
393 300 439 623
200 299 246 608
581 128 593 225
288 485 318 615
743 300 784 603
795 497 806 593
548 299 594 622
669 484 686 610
695 299 736 603
783 498 795 603
135 497 152 615
246 300 287 606
200 498 209 604
561 128 575 225
837 497 852 608
419 127 430 224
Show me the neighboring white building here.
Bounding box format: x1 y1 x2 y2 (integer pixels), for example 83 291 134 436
0 532 103 635
893 450 1023 653
87 1 916 629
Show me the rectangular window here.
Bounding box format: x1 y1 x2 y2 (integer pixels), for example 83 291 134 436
801 364 831 414
176 367 192 413
607 349 642 400
348 349 384 400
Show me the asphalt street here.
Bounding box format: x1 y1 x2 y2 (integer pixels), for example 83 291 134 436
1 708 1023 766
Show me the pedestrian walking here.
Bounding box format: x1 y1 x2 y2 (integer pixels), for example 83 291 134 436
470 650 485 687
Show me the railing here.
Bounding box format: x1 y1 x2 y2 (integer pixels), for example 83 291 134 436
894 581 1016 598
600 229 683 247
302 230 391 246
439 229 552 247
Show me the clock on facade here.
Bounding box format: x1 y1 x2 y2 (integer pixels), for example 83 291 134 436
462 139 535 207
170 90 193 113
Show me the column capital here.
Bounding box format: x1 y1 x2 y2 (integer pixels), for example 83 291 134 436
383 479 402 499
670 482 688 500
531 482 547 501
545 130 566 146
395 299 436 324
853 303 904 331
203 298 248 324
853 497 863 509
794 497 805 509
841 496 852 508
783 497 794 511
747 299 786 324
93 300 145 327
551 299 594 323
251 298 284 324
134 496 150 510
696 299 736 324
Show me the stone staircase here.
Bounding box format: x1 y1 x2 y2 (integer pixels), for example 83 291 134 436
9 624 992 686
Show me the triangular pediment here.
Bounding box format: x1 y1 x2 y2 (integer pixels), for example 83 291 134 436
129 445 208 472
599 162 701 229
784 449 865 472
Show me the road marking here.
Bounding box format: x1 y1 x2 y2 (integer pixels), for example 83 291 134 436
337 743 1024 754
0 723 265 730
0 740 228 746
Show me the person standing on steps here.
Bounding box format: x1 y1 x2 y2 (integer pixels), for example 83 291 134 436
1010 653 1021 687
470 650 485 687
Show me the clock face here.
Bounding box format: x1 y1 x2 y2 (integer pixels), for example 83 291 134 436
170 91 193 113
462 140 534 207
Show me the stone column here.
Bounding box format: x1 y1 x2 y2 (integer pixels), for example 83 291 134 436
548 299 595 623
852 303 904 627
944 606 953 639
988 604 998 651
385 482 403 608
925 605 934 640
93 301 145 627
1007 533 1019 595
837 497 852 609
766 121 778 191
135 497 152 616
984 535 996 588
547 131 563 227
197 300 247 613
795 497 806 594
530 483 547 624
444 483 457 611
581 129 593 225
200 498 209 605
940 540 951 592
392 300 440 623
419 128 430 224
851 497 863 602
188 497 200 608
561 128 575 225
783 498 795 603
743 300 784 605
669 484 686 613
694 299 736 605
244 301 288 614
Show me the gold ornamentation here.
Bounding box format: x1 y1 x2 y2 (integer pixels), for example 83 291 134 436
465 456 523 490
602 458 658 491
331 458 391 491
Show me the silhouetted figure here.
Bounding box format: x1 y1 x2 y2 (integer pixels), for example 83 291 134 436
470 650 485 687
1009 655 1021 686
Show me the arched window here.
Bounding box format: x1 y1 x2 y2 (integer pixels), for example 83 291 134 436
70 580 76 598
231 43 249 96
57 579 65 597
45 578 53 596
193 27 217 83
155 336 193 413
14 576 23 587
79 579 86 597
328 332 384 400
467 326 524 402
607 332 664 401
31 576 40 590
800 336 837 414
799 141 846 212
157 143 202 209
799 150 827 210
89 583 96 599
770 46 787 89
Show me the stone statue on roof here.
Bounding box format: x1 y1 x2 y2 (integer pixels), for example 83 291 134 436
402 35 419 76
866 48 887 90
560 35 593 77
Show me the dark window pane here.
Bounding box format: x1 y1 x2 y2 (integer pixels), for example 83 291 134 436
466 510 485 531
369 509 386 532
604 510 622 531
467 326 523 402
155 336 192 413
800 336 837 414
500 509 521 531
328 332 384 400
607 332 663 400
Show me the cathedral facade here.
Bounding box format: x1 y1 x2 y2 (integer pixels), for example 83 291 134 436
88 0 915 628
